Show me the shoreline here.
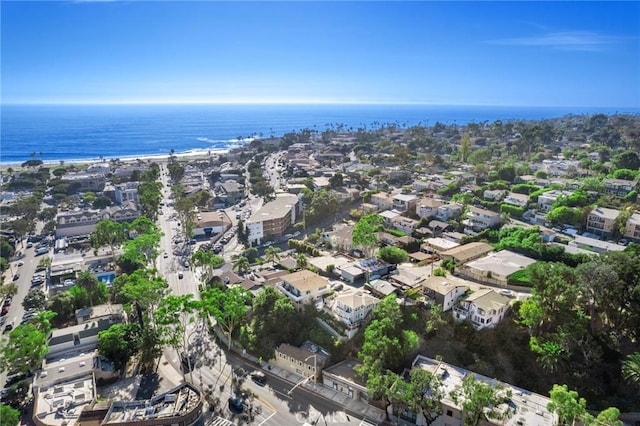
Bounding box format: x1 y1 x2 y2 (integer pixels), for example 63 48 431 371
0 148 231 173
0 147 234 170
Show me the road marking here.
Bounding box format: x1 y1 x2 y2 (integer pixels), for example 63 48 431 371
257 411 276 426
271 388 292 400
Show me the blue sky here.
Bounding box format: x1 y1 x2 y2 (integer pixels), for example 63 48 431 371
1 1 639 107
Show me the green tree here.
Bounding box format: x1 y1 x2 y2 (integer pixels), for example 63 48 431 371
353 214 384 257
191 249 224 284
201 286 249 350
0 323 48 374
91 220 126 261
612 150 640 171
98 323 140 370
0 404 20 426
587 407 622 426
621 352 640 387
121 231 162 267
77 270 99 307
47 291 77 326
264 246 282 268
396 369 445 425
232 255 251 275
449 374 511 426
377 246 409 264
460 133 471 163
547 384 587 426
22 289 47 311
296 253 308 270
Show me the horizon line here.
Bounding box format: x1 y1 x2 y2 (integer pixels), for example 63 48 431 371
2 100 637 110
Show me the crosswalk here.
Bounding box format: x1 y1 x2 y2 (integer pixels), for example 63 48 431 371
207 416 235 426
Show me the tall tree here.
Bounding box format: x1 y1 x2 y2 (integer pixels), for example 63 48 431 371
264 246 281 268
191 249 224 285
232 255 251 275
77 270 99 307
547 384 587 426
0 404 20 426
352 214 383 258
91 220 126 261
98 323 140 370
201 286 249 350
460 133 472 163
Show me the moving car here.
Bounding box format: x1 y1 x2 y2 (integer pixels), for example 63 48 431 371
250 371 267 386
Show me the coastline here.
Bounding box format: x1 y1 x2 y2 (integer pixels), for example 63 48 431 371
0 147 232 172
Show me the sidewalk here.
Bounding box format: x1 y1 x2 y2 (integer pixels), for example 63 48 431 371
212 325 387 424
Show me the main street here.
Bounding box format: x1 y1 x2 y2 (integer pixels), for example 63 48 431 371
156 161 379 425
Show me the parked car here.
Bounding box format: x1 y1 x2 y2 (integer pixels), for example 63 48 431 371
178 272 184 279
250 371 267 386
12 273 20 281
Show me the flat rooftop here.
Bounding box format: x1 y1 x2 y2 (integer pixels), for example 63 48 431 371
34 375 95 426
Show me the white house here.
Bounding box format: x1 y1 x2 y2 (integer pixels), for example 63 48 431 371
464 206 501 231
502 192 529 208
537 190 574 213
421 276 468 312
329 290 380 331
391 215 419 234
416 198 445 219
458 250 536 286
276 270 330 310
436 203 463 221
453 289 510 330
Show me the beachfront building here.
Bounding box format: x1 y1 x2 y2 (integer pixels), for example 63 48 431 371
61 172 106 192
246 193 300 246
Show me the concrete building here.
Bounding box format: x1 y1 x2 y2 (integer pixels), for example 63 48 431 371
192 210 230 238
416 198 445 219
453 289 511 330
421 237 460 254
396 355 557 426
503 192 529 208
537 190 574 213
62 172 106 192
624 212 640 242
32 375 96 426
47 317 123 362
391 215 419 234
603 178 636 197
55 202 140 238
586 206 619 238
246 193 300 245
369 192 393 210
436 203 463 221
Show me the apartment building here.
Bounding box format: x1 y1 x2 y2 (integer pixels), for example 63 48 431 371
603 178 636 197
246 193 300 245
114 181 139 205
624 212 640 242
586 206 619 238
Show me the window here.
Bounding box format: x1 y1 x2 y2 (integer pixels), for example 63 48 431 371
446 410 453 417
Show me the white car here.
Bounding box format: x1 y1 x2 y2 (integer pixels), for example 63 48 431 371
292 231 301 237
163 252 169 258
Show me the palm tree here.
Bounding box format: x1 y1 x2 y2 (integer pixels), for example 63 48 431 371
264 246 281 268
622 353 640 386
296 253 308 270
77 270 99 307
232 256 250 276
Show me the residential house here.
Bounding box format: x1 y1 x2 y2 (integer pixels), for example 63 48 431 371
370 192 393 210
340 258 391 284
483 189 505 201
586 206 619 238
246 193 300 245
537 190 574 213
378 210 401 228
603 178 636 197
421 237 460 254
458 250 537 286
276 270 330 310
421 276 468 312
416 198 445 220
392 193 419 214
322 359 368 402
569 235 626 253
391 215 419 235
503 192 529 208
624 212 640 242
365 279 399 299
328 289 380 335
47 317 122 361
273 342 329 381
453 289 511 330
397 354 557 426
312 176 331 190
436 202 463 221
439 242 494 266
322 223 354 252
464 206 502 232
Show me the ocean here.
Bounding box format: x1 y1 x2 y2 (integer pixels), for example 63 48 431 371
1 104 635 165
